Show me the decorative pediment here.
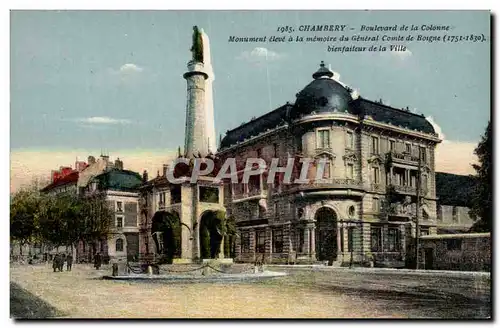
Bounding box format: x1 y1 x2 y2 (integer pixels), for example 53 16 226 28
368 154 384 165
314 149 336 160
421 165 431 173
343 151 358 163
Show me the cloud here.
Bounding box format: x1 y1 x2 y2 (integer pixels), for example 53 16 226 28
117 63 144 74
391 48 413 59
238 47 284 62
10 149 177 193
378 48 413 62
425 116 445 140
426 116 478 175
74 116 132 125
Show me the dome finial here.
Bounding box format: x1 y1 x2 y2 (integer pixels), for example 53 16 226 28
313 61 333 79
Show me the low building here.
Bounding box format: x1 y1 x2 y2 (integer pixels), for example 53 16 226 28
419 233 490 271
40 155 143 263
78 166 143 263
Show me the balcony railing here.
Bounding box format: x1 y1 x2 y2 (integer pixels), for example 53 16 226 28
389 184 428 196
283 178 364 193
386 151 421 164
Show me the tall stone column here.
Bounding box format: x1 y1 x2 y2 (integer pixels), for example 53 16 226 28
310 226 316 258
303 228 310 255
218 236 224 259
336 222 342 260
183 61 209 158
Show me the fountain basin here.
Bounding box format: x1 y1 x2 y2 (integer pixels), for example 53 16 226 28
102 270 287 283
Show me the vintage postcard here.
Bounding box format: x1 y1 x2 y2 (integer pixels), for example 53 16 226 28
10 10 491 319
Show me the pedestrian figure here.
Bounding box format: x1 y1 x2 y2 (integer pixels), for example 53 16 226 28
59 254 66 272
94 252 102 270
66 253 73 271
52 254 60 272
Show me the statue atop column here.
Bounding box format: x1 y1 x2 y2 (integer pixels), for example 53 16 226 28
190 26 204 63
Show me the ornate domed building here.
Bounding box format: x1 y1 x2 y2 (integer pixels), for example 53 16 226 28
218 61 441 266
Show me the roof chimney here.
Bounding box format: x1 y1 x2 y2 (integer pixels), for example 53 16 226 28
88 156 96 165
163 164 169 177
114 158 123 170
142 170 148 183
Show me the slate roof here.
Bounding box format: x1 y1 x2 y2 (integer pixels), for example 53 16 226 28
352 98 436 135
220 104 292 149
435 172 477 207
219 63 437 151
219 97 436 150
92 169 143 192
293 78 353 118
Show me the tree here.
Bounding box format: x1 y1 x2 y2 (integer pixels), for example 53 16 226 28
469 121 492 232
10 188 40 254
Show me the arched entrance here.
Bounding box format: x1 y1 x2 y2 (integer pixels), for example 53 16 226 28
315 207 338 263
199 211 224 259
151 211 181 264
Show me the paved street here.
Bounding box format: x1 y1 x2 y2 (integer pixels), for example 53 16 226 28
10 263 490 319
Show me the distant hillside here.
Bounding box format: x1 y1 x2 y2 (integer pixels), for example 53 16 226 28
435 172 477 207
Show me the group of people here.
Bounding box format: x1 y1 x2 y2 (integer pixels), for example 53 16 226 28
52 253 73 272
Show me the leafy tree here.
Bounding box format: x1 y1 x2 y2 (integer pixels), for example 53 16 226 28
11 186 113 255
10 188 40 254
470 121 492 232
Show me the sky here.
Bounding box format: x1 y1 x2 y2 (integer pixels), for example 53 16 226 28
10 10 490 191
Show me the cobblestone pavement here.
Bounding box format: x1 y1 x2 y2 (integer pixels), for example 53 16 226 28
10 263 491 319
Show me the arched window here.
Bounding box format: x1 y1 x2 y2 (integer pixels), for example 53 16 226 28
116 238 124 252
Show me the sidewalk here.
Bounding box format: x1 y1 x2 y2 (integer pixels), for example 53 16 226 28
265 264 491 278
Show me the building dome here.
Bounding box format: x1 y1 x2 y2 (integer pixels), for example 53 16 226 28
291 61 353 119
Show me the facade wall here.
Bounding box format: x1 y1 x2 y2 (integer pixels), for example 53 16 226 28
217 114 439 266
419 235 490 271
105 191 139 261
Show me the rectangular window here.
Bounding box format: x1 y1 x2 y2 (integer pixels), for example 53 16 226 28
323 162 331 179
255 230 266 253
452 207 458 222
256 148 262 159
372 198 380 212
348 227 354 252
273 143 278 157
199 186 219 203
389 140 395 151
116 201 123 212
170 185 181 204
372 167 380 184
446 239 462 251
346 131 354 149
371 136 379 154
116 216 123 228
420 228 430 236
371 226 382 252
419 146 427 162
388 228 401 252
241 232 251 253
274 202 279 218
347 164 354 179
317 129 330 149
405 143 412 153
272 229 283 253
